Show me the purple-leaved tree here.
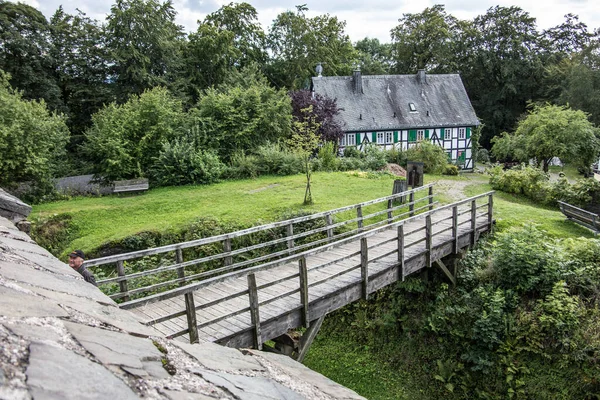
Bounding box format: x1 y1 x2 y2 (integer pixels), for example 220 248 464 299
289 90 344 144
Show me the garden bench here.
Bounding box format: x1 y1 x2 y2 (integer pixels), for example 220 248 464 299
113 178 149 194
558 201 599 234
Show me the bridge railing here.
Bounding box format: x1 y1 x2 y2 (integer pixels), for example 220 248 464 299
85 184 435 301
120 191 494 347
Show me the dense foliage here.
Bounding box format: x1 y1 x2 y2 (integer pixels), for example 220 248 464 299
319 225 600 398
0 71 69 200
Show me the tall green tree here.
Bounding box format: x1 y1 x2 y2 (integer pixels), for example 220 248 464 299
390 5 459 73
267 5 355 89
84 87 186 181
0 1 62 111
354 38 392 75
189 65 292 161
491 104 600 172
0 71 69 198
105 0 184 102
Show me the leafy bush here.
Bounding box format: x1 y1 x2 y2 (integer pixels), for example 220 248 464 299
254 142 302 175
337 157 365 171
317 142 340 171
226 151 261 179
443 164 459 175
363 144 388 170
0 71 69 201
343 146 361 158
385 146 407 166
488 164 551 203
404 140 449 173
476 148 490 163
149 139 224 186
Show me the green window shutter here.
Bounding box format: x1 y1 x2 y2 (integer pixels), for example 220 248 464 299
425 129 430 139
409 130 416 142
466 127 471 139
372 132 377 143
394 131 398 143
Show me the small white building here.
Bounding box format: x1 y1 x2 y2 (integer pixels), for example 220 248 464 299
312 69 480 169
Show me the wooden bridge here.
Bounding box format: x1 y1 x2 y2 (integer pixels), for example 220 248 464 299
85 185 494 355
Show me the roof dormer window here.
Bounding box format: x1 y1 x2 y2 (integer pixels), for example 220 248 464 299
409 103 417 112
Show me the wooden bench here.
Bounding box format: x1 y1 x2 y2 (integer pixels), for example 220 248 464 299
113 178 149 194
558 201 599 234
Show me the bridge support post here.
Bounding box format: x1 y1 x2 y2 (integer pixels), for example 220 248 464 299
176 248 185 286
452 205 458 254
409 192 415 217
247 273 262 350
116 261 129 302
326 213 334 239
426 215 432 269
299 257 310 329
434 259 456 286
428 186 434 211
470 200 477 247
286 223 294 253
296 314 325 363
223 238 232 267
398 225 405 281
184 293 199 344
487 194 494 233
357 205 364 232
361 238 369 300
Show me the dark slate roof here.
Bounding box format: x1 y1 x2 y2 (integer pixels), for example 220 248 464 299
311 72 480 132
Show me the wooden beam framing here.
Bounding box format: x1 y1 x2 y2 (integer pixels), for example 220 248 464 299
434 259 456 286
296 314 326 363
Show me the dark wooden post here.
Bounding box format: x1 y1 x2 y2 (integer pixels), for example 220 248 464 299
387 199 393 224
247 273 262 350
116 261 129 301
299 257 310 329
184 292 199 344
398 225 405 281
426 215 432 268
286 223 294 253
428 186 434 211
223 238 232 267
360 238 369 300
326 213 334 239
409 192 415 217
470 200 477 247
487 193 494 232
452 205 459 254
357 205 364 232
176 248 185 287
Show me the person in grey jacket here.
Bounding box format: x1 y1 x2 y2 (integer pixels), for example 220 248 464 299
68 250 97 287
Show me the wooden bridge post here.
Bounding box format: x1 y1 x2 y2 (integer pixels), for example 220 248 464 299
247 273 262 350
487 193 494 232
116 261 129 302
409 192 415 217
428 186 434 211
223 238 232 267
184 292 199 344
299 257 310 329
470 200 477 247
387 199 393 224
452 205 459 254
426 215 432 269
286 223 294 253
357 205 364 232
176 248 185 286
360 238 369 300
326 213 334 239
398 225 405 281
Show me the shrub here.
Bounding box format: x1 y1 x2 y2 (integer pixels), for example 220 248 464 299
404 140 448 173
227 151 261 179
443 164 459 176
338 157 365 171
476 148 490 164
317 142 340 171
254 142 302 175
343 146 361 158
489 165 551 203
363 144 388 170
149 139 224 186
385 147 407 166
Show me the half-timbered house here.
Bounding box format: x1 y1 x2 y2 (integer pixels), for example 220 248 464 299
311 69 480 169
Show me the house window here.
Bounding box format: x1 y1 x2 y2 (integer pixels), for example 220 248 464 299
458 128 466 139
376 132 385 144
339 135 346 147
385 131 393 144
347 133 356 146
417 130 425 141
409 103 417 112
444 128 451 140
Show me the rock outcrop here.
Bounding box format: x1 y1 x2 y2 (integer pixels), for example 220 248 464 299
0 212 365 400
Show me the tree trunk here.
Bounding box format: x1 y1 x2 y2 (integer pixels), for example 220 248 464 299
304 157 312 205
543 158 550 173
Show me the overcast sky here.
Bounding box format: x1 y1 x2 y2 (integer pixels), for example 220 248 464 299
18 0 600 43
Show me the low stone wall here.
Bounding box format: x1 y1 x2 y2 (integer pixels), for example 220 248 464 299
0 215 364 400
